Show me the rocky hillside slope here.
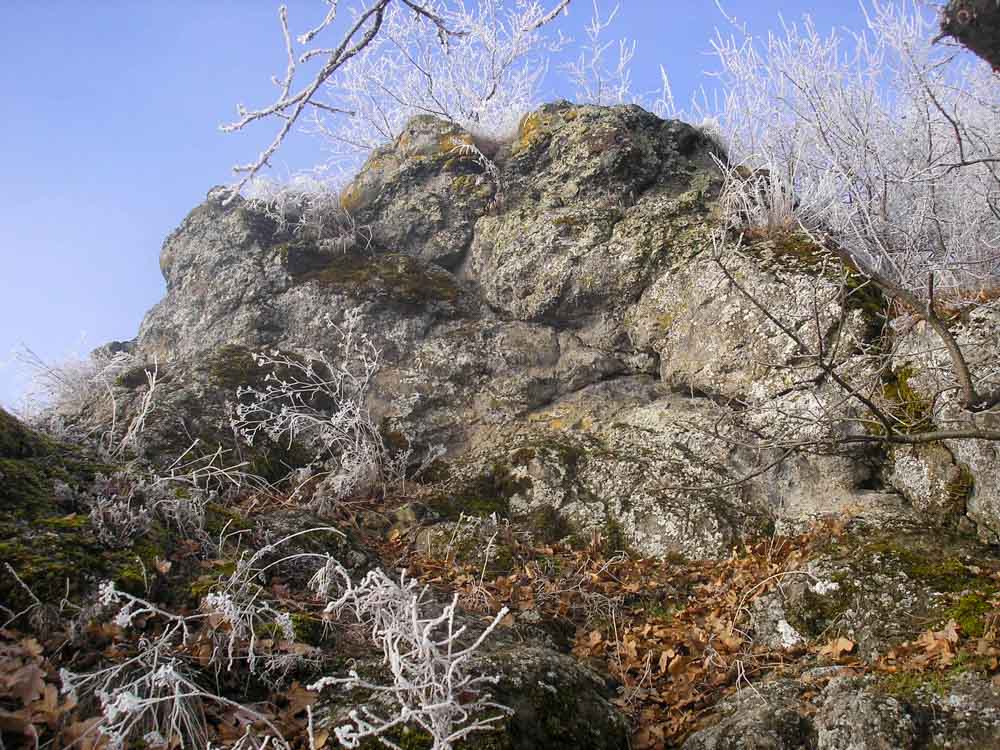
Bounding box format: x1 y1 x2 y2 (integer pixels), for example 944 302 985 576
6 103 1000 749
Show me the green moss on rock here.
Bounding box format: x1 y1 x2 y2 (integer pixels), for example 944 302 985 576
285 247 460 307
945 591 995 638
0 515 172 611
427 460 531 520
0 409 172 611
208 345 268 390
882 365 934 434
0 407 51 459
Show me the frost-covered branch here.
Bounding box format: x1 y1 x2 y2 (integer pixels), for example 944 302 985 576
711 0 1000 300
310 567 510 750
561 1 635 105
224 0 573 196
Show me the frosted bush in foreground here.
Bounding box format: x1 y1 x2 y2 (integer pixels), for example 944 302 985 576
61 527 509 749
89 494 153 549
310 566 511 750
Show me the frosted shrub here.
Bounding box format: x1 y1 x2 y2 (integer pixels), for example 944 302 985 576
199 527 342 674
231 309 394 508
244 173 378 247
15 346 127 425
319 0 569 152
89 494 153 549
710 0 1000 301
61 530 340 748
15 345 159 458
62 652 210 750
310 567 511 750
60 622 286 750
561 1 635 106
65 518 511 750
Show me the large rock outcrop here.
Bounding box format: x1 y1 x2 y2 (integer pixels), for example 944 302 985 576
92 102 920 558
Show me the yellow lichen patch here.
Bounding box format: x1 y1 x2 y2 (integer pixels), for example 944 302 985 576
656 312 675 332
450 174 477 192
338 180 368 213
513 111 554 155
449 174 494 200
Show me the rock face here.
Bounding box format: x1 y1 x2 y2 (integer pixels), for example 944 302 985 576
22 102 1000 749
98 102 928 559
683 673 1000 750
887 307 1000 544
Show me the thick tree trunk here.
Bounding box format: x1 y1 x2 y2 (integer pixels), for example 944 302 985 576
939 0 1000 70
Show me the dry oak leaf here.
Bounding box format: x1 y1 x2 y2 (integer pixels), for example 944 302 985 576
820 636 855 660
4 663 46 706
916 619 961 664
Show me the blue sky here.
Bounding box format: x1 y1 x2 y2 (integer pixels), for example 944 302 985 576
0 0 871 409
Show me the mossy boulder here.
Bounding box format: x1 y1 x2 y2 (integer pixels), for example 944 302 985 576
283 245 464 308
0 409 169 611
476 645 630 750
752 521 1000 659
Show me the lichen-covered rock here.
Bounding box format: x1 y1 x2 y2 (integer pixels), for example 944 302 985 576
423 378 772 559
338 115 494 269
461 103 721 337
625 236 872 402
749 521 999 660
139 193 469 366
684 672 1000 750
681 679 816 749
891 305 1000 542
79 102 952 561
476 644 630 750
887 442 971 522
816 676 918 749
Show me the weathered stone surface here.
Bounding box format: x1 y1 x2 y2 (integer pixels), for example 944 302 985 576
81 103 1000 559
748 520 997 661
816 676 917 749
684 673 1000 750
443 382 770 559
77 103 923 557
891 306 1000 542
477 644 630 750
338 115 495 269
460 103 721 336
624 238 866 401
682 679 816 749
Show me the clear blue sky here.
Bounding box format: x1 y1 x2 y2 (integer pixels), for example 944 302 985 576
0 0 871 410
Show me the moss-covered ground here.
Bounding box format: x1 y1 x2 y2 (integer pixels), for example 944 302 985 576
8 401 1000 750
0 407 172 610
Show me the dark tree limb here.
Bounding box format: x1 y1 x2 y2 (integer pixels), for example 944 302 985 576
938 0 1000 71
